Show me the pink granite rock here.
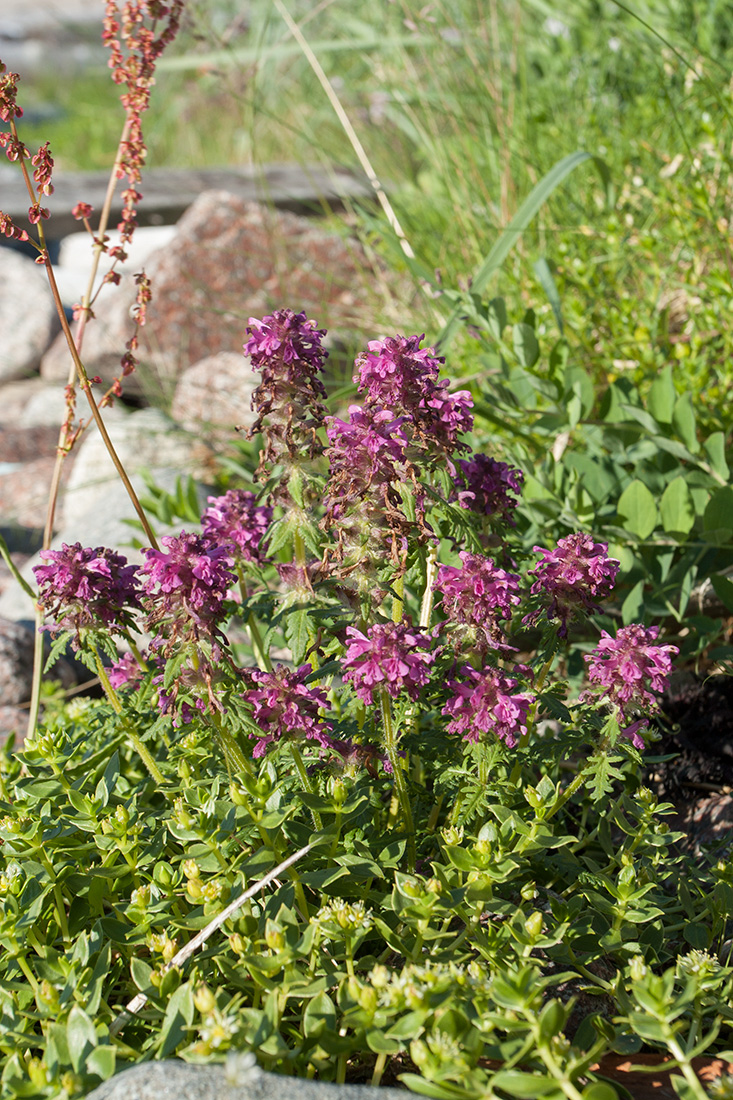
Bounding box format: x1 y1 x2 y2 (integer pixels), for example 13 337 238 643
170 351 257 443
41 192 370 394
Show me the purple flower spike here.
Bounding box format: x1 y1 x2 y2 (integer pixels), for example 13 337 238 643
442 665 533 748
356 334 443 406
355 334 474 465
33 542 142 638
245 309 328 374
435 552 521 650
584 624 678 747
455 454 524 522
325 406 408 519
201 489 273 566
245 309 328 474
242 664 333 757
342 621 436 705
140 532 235 633
527 533 619 636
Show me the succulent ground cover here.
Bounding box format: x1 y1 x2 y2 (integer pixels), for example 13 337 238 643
1 3 733 1099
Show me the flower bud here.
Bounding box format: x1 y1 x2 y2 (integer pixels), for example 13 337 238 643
194 983 217 1014
265 920 286 952
629 956 648 981
525 911 544 940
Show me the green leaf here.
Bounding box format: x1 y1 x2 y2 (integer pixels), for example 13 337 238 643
284 607 314 664
703 487 733 541
438 151 610 347
712 574 733 613
647 365 675 423
398 1075 475 1100
513 323 539 368
659 477 695 534
673 394 699 453
533 257 564 333
86 1045 116 1080
158 981 194 1058
704 431 729 479
66 1005 97 1073
491 1070 564 1097
617 480 658 539
621 580 645 626
303 991 337 1038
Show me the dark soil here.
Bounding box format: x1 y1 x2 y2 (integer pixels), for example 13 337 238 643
646 674 733 852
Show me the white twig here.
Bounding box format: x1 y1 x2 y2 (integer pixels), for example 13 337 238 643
109 843 312 1036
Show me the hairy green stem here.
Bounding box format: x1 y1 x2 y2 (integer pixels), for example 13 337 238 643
379 688 416 870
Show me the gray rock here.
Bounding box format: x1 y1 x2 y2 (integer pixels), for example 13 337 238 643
83 1053 407 1100
171 352 257 442
0 617 33 705
0 408 211 623
0 704 28 748
0 248 58 381
0 378 54 425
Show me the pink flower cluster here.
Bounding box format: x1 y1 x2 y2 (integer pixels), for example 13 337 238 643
201 490 273 566
584 624 678 747
33 543 141 638
244 309 329 472
242 665 333 757
528 532 619 636
341 621 436 705
455 454 524 522
324 407 408 520
435 552 521 650
355 334 473 462
140 532 235 633
442 665 533 748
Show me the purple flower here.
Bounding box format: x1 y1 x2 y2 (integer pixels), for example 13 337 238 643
355 334 442 406
140 532 235 634
341 621 436 705
107 651 144 689
442 665 533 748
527 533 619 636
245 309 328 374
244 309 328 472
241 664 333 757
454 454 524 522
435 552 521 650
355 334 473 464
584 624 678 748
33 543 142 638
324 406 408 520
201 489 273 566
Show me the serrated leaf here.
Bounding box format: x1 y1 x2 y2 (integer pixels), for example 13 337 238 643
659 477 695 534
617 480 658 539
284 607 314 664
